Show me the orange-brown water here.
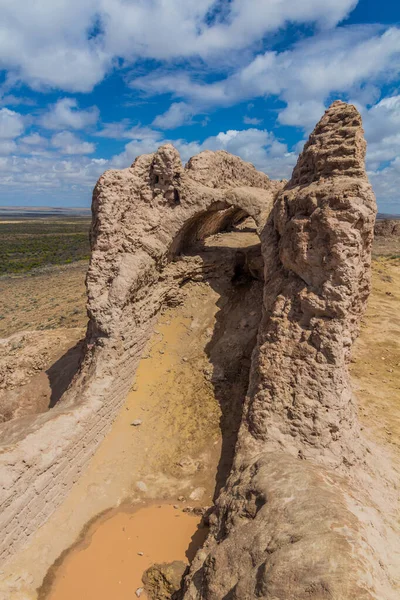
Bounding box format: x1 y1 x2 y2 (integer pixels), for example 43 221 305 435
41 504 206 600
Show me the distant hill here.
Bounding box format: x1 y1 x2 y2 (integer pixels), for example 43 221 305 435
0 206 91 218
377 213 400 220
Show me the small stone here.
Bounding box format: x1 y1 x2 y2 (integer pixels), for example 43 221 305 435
138 551 144 556
135 587 144 597
177 496 185 502
136 481 148 492
131 419 142 426
189 487 206 501
143 561 187 599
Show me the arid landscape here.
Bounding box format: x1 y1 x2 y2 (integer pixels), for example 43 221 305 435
3 1 400 598
0 101 399 600
0 220 399 600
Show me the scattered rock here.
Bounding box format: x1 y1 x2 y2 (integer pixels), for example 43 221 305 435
135 587 144 597
143 561 187 600
189 487 206 501
131 419 142 426
177 457 200 475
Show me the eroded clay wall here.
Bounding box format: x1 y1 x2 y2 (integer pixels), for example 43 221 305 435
0 149 279 564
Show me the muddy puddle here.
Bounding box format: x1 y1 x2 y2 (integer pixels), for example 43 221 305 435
39 503 207 600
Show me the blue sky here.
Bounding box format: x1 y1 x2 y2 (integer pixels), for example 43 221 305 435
0 0 400 213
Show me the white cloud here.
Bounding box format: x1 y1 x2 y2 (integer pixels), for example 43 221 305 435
243 116 263 125
131 25 400 133
112 127 296 180
40 98 99 130
0 0 358 92
101 0 358 61
0 140 17 155
51 131 95 154
96 121 162 141
0 108 24 139
20 133 47 146
153 103 194 129
278 100 327 130
368 159 400 213
0 153 108 206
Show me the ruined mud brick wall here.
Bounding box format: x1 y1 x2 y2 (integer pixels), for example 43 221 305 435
0 149 280 563
182 102 399 599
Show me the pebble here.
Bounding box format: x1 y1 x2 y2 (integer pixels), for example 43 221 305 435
190 487 206 501
131 419 142 426
136 587 144 597
136 481 148 492
137 551 144 556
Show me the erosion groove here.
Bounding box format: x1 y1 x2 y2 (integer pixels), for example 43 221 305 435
0 101 398 599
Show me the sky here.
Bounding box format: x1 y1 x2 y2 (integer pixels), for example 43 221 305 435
0 0 400 213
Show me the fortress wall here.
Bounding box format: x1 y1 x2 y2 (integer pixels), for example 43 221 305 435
0 149 278 564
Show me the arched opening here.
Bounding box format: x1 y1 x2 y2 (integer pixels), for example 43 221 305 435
169 205 252 258
166 205 264 498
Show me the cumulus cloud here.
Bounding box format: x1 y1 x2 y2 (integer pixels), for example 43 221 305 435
1 2 400 212
20 133 47 146
278 100 327 130
131 25 400 132
0 108 25 139
50 131 95 154
0 0 358 92
153 103 194 129
369 159 400 213
40 98 99 130
113 127 296 179
0 140 18 155
0 153 108 206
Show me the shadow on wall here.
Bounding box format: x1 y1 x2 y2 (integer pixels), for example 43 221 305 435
46 340 84 409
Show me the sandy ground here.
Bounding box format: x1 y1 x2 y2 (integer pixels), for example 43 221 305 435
0 262 88 423
0 261 88 337
351 256 400 457
0 235 399 600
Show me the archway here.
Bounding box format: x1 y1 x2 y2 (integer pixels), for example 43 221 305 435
166 206 264 497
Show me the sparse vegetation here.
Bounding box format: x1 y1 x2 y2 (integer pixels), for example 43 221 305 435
0 219 91 275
